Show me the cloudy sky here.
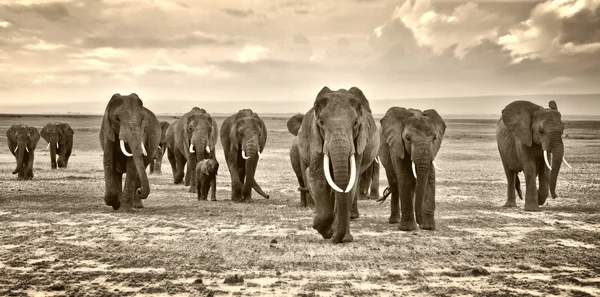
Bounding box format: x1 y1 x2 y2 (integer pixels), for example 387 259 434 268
1 0 599 114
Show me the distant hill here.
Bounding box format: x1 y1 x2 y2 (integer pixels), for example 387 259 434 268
1 93 598 120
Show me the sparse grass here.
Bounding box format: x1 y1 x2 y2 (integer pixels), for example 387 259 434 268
0 116 599 296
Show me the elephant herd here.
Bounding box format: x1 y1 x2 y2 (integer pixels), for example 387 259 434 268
5 88 572 243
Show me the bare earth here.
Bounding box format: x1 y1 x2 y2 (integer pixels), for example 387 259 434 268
0 115 599 297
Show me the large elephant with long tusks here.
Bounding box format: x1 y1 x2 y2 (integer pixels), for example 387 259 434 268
99 93 161 212
40 122 74 169
171 108 218 195
7 124 40 180
220 109 269 202
296 87 379 243
497 100 571 211
378 107 446 231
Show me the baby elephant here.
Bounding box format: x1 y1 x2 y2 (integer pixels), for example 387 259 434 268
195 158 219 201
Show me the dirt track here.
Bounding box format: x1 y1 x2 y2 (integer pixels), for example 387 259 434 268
1 116 599 296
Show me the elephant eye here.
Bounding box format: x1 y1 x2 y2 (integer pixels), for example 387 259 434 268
405 135 411 142
432 135 437 141
539 128 544 134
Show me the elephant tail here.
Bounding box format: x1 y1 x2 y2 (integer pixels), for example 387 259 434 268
376 187 392 204
515 174 523 200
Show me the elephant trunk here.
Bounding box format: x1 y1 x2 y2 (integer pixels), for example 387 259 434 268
50 141 57 169
127 131 150 199
329 145 352 243
13 142 26 174
549 132 564 199
413 144 431 225
57 141 66 167
244 145 269 199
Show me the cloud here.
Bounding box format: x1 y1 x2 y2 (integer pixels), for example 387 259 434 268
237 45 270 63
23 38 66 51
81 31 236 49
499 0 600 62
0 21 10 28
382 0 508 58
222 8 256 18
32 74 89 85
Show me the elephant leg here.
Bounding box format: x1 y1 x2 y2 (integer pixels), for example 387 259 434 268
23 150 34 179
420 166 436 230
502 163 518 207
296 174 308 207
63 145 72 168
370 162 380 200
149 160 155 174
225 152 243 202
103 148 121 209
301 162 315 208
184 161 192 186
537 161 549 205
399 179 417 231
167 148 177 181
351 182 360 220
358 169 371 199
308 163 335 239
384 164 400 224
210 175 217 201
120 159 137 212
523 162 539 212
174 150 186 184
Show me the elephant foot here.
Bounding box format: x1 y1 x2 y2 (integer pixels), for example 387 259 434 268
51 166 57 170
198 196 208 201
211 197 217 201
332 232 354 244
399 220 418 231
389 214 400 224
111 201 121 210
503 201 518 208
318 227 333 240
538 195 548 205
241 197 253 203
524 203 541 212
189 187 197 193
350 212 360 220
420 215 436 230
313 219 333 239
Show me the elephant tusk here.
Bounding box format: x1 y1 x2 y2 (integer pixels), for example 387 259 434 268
562 157 572 169
411 162 417 179
189 143 195 153
14 146 18 153
120 140 133 157
141 142 148 156
432 161 442 171
345 154 357 193
375 156 380 164
323 154 344 193
56 143 59 149
46 143 50 150
25 147 29 153
543 150 552 170
242 150 250 160
205 145 210 154
157 145 162 150
257 150 262 159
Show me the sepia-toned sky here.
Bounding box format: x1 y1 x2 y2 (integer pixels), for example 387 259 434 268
1 0 599 114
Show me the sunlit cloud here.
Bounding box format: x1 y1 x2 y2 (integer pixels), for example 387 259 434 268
237 45 270 63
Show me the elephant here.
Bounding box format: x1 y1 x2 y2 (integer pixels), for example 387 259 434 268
40 122 74 169
220 109 269 202
169 108 218 195
287 113 314 208
358 160 380 200
195 158 219 201
149 121 170 174
296 87 379 243
6 124 40 180
378 107 446 231
496 100 570 211
99 93 161 212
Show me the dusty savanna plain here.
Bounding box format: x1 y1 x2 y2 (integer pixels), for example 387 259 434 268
0 114 599 297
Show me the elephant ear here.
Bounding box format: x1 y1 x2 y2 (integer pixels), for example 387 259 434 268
40 123 51 141
549 100 558 110
287 114 304 136
311 87 331 154
423 109 446 158
6 124 17 142
253 114 267 152
381 107 412 160
348 86 371 114
28 126 40 146
501 101 542 147
62 124 74 137
229 117 240 150
103 94 121 142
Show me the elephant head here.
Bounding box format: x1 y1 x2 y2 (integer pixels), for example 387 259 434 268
501 100 566 199
7 124 40 175
184 108 215 159
102 93 152 199
381 107 446 224
41 122 73 168
311 87 372 243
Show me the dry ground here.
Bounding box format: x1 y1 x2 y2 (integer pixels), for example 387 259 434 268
0 114 599 297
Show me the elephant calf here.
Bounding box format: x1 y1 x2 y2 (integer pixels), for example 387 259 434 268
41 122 74 169
497 100 571 211
195 159 219 201
7 124 40 180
